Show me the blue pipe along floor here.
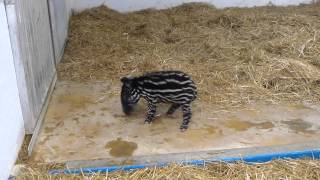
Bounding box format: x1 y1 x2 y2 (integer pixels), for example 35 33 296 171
49 149 320 175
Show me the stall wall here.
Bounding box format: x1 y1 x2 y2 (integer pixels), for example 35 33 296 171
6 0 56 134
0 1 25 179
67 0 314 12
48 0 69 64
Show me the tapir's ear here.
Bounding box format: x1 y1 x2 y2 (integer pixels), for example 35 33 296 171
120 77 128 83
120 76 133 84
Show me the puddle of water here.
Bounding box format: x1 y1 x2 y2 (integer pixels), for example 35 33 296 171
281 119 315 134
105 138 138 157
257 122 274 129
225 118 274 131
179 125 223 141
203 124 220 134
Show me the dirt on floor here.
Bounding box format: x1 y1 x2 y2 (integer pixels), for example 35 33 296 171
59 2 320 107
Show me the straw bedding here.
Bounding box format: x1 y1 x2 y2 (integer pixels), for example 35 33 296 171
58 2 320 107
14 158 320 179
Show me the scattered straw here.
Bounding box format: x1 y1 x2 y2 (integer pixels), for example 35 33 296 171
15 159 320 179
58 3 320 107
16 135 31 164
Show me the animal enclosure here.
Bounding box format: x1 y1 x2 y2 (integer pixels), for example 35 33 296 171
28 3 320 168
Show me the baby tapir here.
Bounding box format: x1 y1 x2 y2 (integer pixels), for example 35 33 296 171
120 70 197 131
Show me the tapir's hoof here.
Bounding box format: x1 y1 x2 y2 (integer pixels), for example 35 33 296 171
144 121 152 124
180 125 188 132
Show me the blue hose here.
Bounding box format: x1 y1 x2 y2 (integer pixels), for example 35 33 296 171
49 149 320 175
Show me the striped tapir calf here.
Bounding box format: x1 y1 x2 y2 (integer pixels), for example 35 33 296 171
120 70 197 131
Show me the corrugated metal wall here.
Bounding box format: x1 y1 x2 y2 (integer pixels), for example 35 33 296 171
7 0 56 133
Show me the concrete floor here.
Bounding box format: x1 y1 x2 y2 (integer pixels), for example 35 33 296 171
31 81 320 163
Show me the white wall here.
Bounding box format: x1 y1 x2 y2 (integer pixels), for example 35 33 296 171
0 1 25 180
68 0 314 12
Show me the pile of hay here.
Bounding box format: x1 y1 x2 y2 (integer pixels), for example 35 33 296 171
58 3 320 106
14 158 320 179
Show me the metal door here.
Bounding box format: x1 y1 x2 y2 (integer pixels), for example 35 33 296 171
5 0 56 133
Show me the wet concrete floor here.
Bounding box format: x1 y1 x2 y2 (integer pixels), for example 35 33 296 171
31 81 320 163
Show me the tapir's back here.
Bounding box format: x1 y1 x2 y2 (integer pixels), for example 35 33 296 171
135 71 197 104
